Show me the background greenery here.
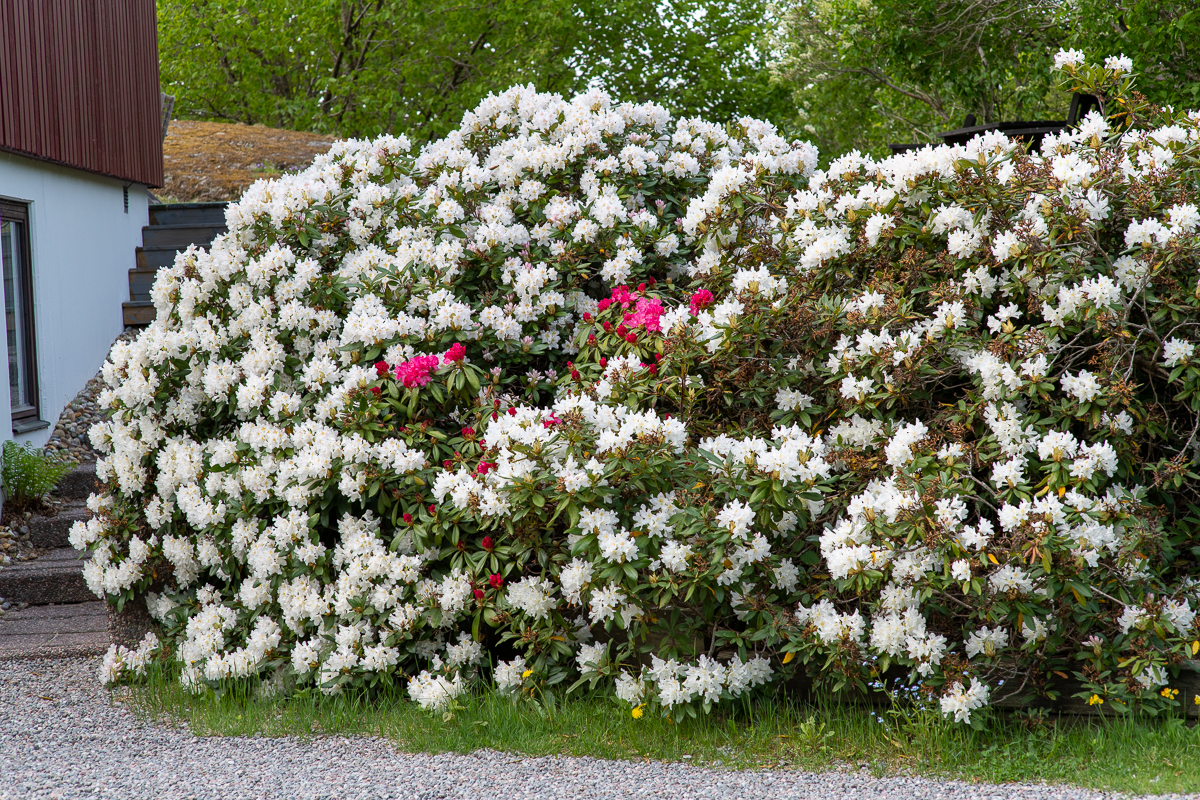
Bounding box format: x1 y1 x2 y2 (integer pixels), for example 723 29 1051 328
158 0 1200 158
157 0 791 142
770 0 1200 158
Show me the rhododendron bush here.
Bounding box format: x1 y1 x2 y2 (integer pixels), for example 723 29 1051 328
83 55 1200 725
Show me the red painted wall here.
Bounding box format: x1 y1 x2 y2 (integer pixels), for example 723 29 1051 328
0 0 162 187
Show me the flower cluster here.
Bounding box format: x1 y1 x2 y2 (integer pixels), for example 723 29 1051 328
99 632 161 686
78 57 1200 723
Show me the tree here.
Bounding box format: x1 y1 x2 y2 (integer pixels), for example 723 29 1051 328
1065 0 1200 110
571 0 794 125
158 0 580 141
769 0 1067 158
159 0 795 141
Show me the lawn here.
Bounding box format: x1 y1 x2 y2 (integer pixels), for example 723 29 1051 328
123 669 1200 796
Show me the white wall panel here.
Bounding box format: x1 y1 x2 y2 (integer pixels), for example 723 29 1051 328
0 150 145 447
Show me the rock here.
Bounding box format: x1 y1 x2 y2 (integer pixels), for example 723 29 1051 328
107 594 156 649
43 336 134 465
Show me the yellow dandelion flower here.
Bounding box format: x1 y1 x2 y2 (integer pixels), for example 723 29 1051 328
521 669 533 679
632 704 645 719
1194 694 1200 705
1087 694 1104 706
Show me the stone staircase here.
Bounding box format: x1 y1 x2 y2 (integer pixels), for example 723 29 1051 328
0 464 112 659
122 202 228 326
0 464 98 608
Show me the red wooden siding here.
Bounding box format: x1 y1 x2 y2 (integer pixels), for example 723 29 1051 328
0 0 162 187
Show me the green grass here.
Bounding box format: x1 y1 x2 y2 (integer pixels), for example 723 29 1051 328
120 669 1200 796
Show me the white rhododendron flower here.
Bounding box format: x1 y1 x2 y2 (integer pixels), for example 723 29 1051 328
1163 338 1195 367
940 679 990 724
408 670 465 711
73 65 1200 724
494 657 527 691
1054 49 1087 70
1104 54 1133 74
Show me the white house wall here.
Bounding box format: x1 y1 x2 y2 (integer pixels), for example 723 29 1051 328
0 150 146 447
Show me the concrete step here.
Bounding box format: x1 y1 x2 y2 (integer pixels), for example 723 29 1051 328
53 463 98 502
27 501 90 549
122 300 156 327
149 201 228 227
0 601 109 660
128 267 158 302
135 245 186 270
0 548 93 606
141 223 226 249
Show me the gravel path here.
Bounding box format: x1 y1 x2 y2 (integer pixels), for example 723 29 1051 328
0 658 1192 800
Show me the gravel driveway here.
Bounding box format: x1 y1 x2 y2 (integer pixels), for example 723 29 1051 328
0 657 1190 800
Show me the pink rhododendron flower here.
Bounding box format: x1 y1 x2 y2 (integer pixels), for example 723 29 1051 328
623 297 664 332
610 286 637 308
394 355 441 388
689 289 714 314
443 342 467 364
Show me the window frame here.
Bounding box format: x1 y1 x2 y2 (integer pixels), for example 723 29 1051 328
0 199 41 429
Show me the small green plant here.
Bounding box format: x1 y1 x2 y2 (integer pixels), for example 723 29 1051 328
1 441 72 512
795 714 834 754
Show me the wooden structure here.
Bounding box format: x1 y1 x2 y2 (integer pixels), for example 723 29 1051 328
0 0 163 187
889 94 1101 155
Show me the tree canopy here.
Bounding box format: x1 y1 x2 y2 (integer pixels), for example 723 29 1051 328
768 0 1066 157
159 1 1200 154
1064 0 1200 110
768 0 1200 158
158 0 580 141
159 0 793 141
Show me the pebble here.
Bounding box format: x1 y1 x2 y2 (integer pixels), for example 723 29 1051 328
43 330 136 465
0 658 1195 800
0 522 37 569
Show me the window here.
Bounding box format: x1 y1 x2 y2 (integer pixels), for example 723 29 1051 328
0 200 40 429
